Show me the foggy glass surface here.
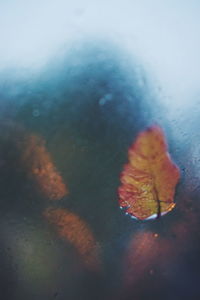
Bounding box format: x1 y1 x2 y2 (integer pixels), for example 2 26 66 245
0 1 200 300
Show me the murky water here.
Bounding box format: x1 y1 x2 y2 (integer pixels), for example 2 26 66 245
0 40 200 300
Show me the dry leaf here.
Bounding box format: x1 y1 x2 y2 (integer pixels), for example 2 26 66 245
118 125 180 220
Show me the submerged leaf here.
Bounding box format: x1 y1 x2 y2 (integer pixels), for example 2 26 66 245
118 125 180 220
44 208 101 271
21 135 68 200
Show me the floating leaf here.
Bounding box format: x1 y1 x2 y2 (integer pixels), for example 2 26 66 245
118 125 180 220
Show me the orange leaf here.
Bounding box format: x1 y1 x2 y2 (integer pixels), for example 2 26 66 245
21 135 68 200
44 208 101 271
118 125 180 220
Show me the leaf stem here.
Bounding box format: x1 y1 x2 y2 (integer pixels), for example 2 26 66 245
154 187 161 219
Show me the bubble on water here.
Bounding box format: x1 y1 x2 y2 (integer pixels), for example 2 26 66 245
32 109 40 117
99 93 113 106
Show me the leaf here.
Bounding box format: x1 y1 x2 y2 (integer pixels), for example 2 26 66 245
44 208 101 271
118 125 180 220
21 135 68 200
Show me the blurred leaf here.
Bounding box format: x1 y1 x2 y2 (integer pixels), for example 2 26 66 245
21 134 68 200
44 208 101 271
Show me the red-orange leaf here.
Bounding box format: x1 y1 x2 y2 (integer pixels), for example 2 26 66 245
44 208 101 271
21 135 68 200
118 125 180 220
